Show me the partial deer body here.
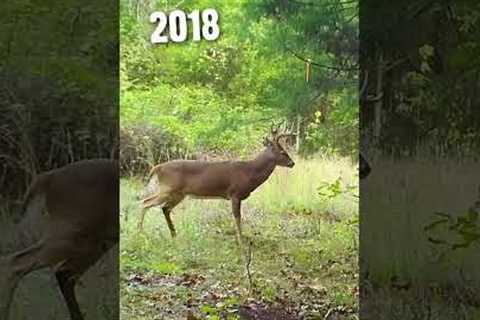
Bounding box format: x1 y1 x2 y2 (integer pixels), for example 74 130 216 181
0 159 118 320
139 127 295 242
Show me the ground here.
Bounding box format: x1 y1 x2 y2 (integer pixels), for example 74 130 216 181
360 158 480 319
120 157 359 320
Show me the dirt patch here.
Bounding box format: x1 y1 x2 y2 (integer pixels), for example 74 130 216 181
127 273 206 288
238 300 297 320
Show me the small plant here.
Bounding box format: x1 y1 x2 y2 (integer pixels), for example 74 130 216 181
200 296 240 319
318 177 358 201
424 189 480 252
424 210 480 250
318 177 343 200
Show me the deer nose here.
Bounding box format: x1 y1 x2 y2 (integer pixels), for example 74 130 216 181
288 160 295 168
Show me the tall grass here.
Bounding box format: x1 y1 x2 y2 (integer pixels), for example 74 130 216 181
362 158 480 285
249 156 357 219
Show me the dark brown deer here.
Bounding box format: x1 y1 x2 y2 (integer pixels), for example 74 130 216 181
139 125 295 242
0 159 118 320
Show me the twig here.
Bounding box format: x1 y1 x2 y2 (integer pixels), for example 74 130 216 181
285 47 358 72
289 0 357 8
384 57 409 72
244 239 253 292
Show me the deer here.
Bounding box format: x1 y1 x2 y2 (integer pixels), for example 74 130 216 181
360 153 371 179
0 159 118 320
138 124 295 243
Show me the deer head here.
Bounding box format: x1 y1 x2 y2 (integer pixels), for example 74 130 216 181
359 153 371 179
263 122 295 168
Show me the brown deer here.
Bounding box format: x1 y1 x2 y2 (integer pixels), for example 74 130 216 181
0 159 118 320
138 125 295 242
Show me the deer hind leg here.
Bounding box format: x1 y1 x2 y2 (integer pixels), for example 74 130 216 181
0 242 47 319
0 232 108 320
0 239 80 319
161 195 184 238
138 191 169 232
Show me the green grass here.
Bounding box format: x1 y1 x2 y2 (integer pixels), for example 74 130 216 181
361 158 480 319
362 159 480 284
120 156 359 319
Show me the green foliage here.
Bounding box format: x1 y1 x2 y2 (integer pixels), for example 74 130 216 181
247 157 357 221
303 89 358 157
317 176 358 206
120 0 358 163
200 297 240 319
424 198 480 252
318 178 343 201
0 0 117 202
362 1 480 157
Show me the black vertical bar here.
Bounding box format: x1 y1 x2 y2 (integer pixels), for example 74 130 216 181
0 0 119 319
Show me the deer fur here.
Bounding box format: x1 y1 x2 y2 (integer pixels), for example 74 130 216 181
0 159 118 320
139 128 295 242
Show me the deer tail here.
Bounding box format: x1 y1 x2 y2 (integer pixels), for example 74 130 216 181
147 164 162 181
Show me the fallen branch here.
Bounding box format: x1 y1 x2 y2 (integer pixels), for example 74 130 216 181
244 239 254 292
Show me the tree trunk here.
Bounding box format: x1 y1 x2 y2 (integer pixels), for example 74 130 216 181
374 51 384 143
296 114 301 153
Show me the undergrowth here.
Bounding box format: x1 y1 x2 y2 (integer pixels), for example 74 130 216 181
120 156 359 319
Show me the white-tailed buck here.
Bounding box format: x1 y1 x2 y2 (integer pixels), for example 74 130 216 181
0 159 118 320
139 124 295 242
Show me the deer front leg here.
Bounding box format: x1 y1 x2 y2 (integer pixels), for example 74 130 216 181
162 207 176 238
161 195 184 238
54 238 111 320
56 270 83 320
231 198 243 244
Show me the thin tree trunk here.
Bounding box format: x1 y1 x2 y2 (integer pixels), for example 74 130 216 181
374 51 384 143
296 114 301 152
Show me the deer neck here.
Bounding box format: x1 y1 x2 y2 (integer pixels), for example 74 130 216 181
246 150 277 190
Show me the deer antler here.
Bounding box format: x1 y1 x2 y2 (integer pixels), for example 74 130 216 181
270 121 286 140
275 133 296 143
269 121 281 138
269 121 296 143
